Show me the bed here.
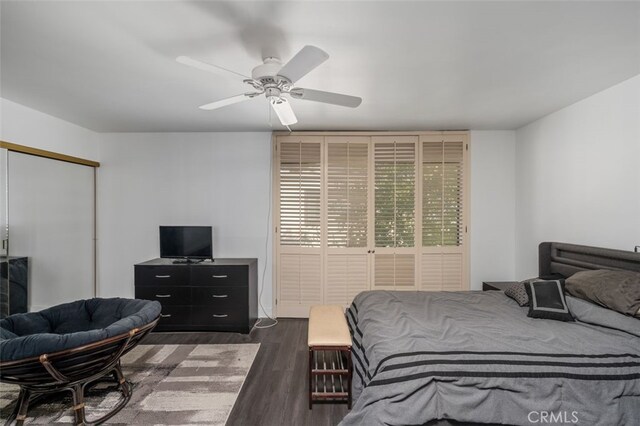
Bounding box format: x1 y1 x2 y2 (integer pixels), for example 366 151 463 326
340 243 640 426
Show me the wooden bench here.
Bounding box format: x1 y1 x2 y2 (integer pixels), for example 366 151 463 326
308 305 352 409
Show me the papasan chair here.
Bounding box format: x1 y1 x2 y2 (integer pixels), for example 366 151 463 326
0 298 161 425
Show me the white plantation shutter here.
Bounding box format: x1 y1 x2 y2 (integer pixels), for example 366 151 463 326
373 137 418 290
420 135 467 292
279 253 322 310
277 137 323 316
374 253 415 288
325 137 370 306
327 139 369 248
279 141 322 247
325 254 368 304
421 252 463 291
275 133 468 317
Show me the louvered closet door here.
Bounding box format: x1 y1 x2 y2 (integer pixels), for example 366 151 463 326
277 136 323 317
372 136 419 290
421 134 468 291
325 137 370 306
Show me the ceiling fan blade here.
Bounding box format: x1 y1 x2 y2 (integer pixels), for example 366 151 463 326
199 93 254 110
270 97 297 126
277 45 329 83
176 56 250 80
289 88 362 108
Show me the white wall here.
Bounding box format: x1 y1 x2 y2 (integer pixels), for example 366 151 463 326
96 132 274 315
469 131 517 289
0 98 99 160
515 74 640 278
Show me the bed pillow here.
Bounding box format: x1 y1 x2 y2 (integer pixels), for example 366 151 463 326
524 280 574 322
565 269 640 317
504 282 529 306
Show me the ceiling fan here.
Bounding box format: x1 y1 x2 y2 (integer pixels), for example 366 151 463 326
176 46 362 127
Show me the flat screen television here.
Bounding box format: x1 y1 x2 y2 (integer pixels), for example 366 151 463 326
159 226 213 262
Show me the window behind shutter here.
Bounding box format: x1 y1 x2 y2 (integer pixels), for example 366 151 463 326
327 140 369 248
374 141 416 248
279 141 321 247
422 140 464 246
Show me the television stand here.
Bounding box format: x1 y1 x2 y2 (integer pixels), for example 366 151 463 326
171 258 205 264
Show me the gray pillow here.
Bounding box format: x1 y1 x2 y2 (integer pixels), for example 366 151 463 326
565 269 640 317
505 282 529 306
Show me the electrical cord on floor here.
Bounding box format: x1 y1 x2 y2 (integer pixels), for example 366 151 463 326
254 143 278 330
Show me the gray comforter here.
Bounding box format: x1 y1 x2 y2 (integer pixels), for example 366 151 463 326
340 291 640 426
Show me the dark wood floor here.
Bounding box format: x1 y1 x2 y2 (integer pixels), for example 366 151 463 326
144 319 348 426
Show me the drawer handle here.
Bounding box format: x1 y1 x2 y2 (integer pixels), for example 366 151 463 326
155 275 171 278
160 314 172 318
212 314 228 318
155 294 172 298
212 294 228 298
212 275 228 278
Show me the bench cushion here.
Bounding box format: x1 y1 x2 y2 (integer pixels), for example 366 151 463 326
308 305 351 347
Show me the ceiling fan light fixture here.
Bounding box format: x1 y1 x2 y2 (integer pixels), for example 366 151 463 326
269 96 297 126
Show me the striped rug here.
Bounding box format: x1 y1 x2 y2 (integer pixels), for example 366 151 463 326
0 343 260 425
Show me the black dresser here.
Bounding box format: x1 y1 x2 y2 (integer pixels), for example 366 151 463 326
134 258 258 333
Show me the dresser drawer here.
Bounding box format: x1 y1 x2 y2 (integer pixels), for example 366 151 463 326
191 306 246 327
191 286 247 307
190 266 248 286
135 286 190 305
157 306 191 326
135 266 189 286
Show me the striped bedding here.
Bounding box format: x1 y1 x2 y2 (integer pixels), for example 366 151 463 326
341 290 640 426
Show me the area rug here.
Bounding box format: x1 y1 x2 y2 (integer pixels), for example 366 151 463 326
0 343 260 425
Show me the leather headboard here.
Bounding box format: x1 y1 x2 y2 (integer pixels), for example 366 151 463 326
539 242 640 278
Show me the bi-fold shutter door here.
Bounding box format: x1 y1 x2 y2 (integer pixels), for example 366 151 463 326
325 137 370 305
276 133 468 317
277 136 323 317
371 136 418 290
421 135 467 291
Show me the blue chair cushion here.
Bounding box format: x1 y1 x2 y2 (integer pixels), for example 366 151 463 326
0 298 161 362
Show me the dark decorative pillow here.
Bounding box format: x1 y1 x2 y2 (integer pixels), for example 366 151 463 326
505 282 529 306
524 280 574 322
565 269 640 317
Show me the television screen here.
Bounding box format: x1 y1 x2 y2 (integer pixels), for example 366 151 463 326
159 226 213 259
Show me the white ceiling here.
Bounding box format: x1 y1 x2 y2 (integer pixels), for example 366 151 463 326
1 1 639 132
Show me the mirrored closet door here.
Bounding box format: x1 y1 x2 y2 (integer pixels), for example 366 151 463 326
2 146 96 315
0 148 13 317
